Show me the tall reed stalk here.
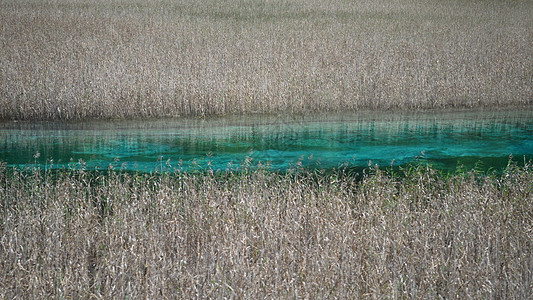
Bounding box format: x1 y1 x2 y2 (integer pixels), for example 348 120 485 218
1 163 532 298
1 0 531 120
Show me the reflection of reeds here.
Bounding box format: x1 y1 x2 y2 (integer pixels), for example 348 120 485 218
1 163 532 298
1 0 531 120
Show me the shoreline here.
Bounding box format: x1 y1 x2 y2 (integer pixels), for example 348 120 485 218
1 104 532 123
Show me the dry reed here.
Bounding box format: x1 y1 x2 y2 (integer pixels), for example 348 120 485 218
1 163 532 298
1 0 532 120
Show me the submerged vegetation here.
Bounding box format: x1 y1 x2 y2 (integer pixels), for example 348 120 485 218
1 0 532 120
1 162 532 298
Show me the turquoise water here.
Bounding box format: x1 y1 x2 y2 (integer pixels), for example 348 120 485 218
1 110 532 173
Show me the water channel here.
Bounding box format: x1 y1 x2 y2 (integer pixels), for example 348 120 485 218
1 110 532 173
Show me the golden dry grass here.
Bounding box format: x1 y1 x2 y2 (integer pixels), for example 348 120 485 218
1 0 532 120
1 163 532 298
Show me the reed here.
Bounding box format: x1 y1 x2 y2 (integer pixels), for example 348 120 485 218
1 0 531 120
1 163 532 298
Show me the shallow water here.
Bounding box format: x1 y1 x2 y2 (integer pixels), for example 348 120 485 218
1 110 532 173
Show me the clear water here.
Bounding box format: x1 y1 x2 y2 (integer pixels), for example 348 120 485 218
1 110 532 173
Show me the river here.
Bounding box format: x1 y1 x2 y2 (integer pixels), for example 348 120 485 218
1 109 532 173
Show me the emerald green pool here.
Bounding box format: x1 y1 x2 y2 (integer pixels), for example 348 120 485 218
1 110 532 173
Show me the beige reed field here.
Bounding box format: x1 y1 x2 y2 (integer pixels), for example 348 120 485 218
0 163 532 298
0 0 532 120
1 0 533 298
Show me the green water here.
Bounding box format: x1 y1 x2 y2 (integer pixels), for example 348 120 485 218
1 110 532 173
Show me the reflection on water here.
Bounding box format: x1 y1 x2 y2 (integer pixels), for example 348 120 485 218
1 110 532 172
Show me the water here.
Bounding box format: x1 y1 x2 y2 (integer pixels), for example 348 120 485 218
1 110 532 173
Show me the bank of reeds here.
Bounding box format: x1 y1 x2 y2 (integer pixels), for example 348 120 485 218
1 162 532 298
1 0 532 120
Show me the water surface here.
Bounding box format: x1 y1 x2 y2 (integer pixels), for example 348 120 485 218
1 110 532 173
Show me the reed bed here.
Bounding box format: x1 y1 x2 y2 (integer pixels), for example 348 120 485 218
1 0 532 120
1 163 532 298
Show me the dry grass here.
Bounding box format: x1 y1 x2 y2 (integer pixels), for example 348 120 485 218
1 163 532 298
1 0 532 120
